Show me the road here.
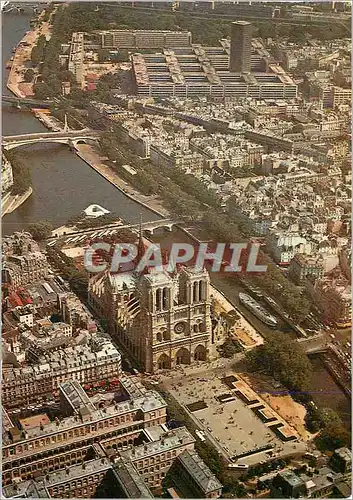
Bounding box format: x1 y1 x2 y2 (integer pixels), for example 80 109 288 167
105 4 350 30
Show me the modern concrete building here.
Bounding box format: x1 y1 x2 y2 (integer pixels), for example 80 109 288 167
132 47 297 99
100 29 192 49
229 21 252 73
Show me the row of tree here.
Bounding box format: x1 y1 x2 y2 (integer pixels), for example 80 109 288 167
245 331 313 392
46 246 89 300
243 332 351 451
5 151 32 195
98 129 312 324
30 34 46 66
99 132 206 220
306 405 350 451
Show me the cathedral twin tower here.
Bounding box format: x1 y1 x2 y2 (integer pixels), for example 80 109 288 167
88 266 213 373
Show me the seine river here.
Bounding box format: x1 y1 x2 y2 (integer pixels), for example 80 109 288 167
2 12 350 427
2 13 159 235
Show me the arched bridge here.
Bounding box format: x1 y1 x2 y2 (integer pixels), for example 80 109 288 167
2 95 55 108
297 334 330 355
48 218 181 243
139 218 176 235
2 130 101 150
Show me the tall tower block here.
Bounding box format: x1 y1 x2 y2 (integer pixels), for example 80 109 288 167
229 20 252 73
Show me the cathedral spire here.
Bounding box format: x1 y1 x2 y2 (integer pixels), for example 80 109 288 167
136 213 145 269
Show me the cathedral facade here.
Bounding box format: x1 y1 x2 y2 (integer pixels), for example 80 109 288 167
88 266 213 373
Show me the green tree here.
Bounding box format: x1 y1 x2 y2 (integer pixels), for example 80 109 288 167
97 48 110 63
316 421 351 452
218 336 243 358
23 68 35 83
6 151 32 195
245 331 312 392
31 45 43 65
29 221 53 240
115 48 129 62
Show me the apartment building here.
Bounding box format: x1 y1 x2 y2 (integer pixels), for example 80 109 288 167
100 29 192 49
266 230 314 265
119 426 195 490
331 86 351 108
173 449 223 498
2 334 122 408
2 153 14 195
307 276 351 327
3 252 49 288
2 378 166 486
288 254 324 285
68 32 85 87
58 292 97 333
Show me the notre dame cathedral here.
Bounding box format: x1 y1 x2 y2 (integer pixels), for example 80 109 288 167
88 264 214 373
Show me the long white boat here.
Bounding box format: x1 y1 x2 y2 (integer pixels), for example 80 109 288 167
239 292 278 327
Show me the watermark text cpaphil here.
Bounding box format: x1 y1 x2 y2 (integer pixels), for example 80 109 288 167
84 241 268 274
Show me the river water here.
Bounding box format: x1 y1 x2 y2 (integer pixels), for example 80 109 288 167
2 13 159 235
2 12 350 426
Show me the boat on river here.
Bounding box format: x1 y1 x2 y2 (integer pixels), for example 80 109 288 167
239 292 278 327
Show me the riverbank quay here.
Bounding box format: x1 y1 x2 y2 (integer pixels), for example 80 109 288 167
7 16 51 98
74 143 170 218
2 187 33 216
31 109 64 130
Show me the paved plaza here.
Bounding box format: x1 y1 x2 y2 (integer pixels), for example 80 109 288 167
159 366 307 466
